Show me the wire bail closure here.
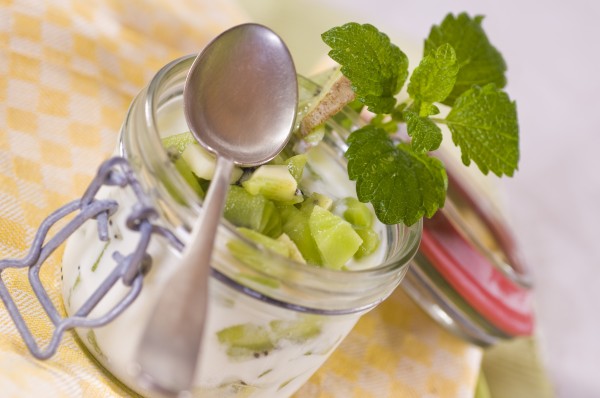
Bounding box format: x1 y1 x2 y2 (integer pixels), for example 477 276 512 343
0 157 183 359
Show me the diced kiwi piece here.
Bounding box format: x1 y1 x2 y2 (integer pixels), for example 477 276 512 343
225 186 281 238
305 192 333 211
278 377 297 392
309 205 363 269
258 369 273 378
158 149 203 202
228 228 291 278
270 317 321 343
174 157 204 198
182 142 243 182
161 131 196 154
353 227 381 259
231 228 305 279
242 165 299 203
303 125 325 148
229 230 291 289
215 380 258 397
198 178 211 194
335 197 373 228
268 153 286 165
227 238 274 274
276 233 306 264
279 205 322 266
217 324 275 359
181 142 214 180
236 228 289 257
284 154 307 183
236 273 280 289
260 208 283 239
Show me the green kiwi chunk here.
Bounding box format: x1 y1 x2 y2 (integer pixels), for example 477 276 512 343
309 205 363 270
242 164 300 203
353 227 381 259
224 186 281 238
284 154 307 183
276 233 306 263
279 205 323 266
304 192 333 211
173 156 204 198
227 229 283 278
235 228 289 257
335 197 373 228
270 317 321 343
182 142 243 182
217 324 275 359
161 131 195 154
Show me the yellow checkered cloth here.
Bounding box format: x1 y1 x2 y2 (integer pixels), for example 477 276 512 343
0 1 481 397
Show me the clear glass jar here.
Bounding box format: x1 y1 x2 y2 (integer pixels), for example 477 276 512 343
61 55 422 398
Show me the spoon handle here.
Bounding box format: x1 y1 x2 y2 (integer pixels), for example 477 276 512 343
134 155 234 395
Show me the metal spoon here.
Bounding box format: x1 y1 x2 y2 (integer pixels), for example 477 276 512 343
134 23 297 395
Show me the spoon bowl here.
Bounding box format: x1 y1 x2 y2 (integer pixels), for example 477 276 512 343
185 23 298 166
134 23 297 396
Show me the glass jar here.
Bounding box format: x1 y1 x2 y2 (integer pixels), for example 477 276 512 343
401 163 534 346
61 55 422 398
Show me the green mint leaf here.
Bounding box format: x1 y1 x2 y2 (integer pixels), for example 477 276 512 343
391 102 408 122
425 13 507 105
322 23 409 114
409 101 441 117
408 43 459 104
345 125 447 225
445 84 519 176
404 111 443 153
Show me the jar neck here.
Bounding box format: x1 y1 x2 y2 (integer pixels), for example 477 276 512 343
120 55 200 228
119 56 422 314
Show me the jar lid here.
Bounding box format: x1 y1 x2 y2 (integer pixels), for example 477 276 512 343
418 169 534 338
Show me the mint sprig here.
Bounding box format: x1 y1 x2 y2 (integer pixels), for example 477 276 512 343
408 43 459 108
314 13 519 226
345 125 447 225
445 84 519 176
404 111 442 153
425 13 507 105
322 23 409 114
